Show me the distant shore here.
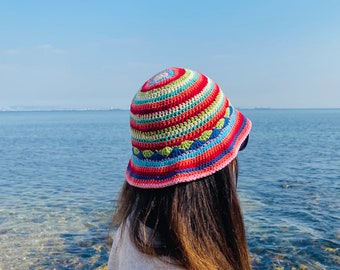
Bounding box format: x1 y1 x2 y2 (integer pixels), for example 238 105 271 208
0 107 129 112
1 107 339 112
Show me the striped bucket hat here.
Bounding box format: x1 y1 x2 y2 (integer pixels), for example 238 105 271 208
126 67 251 188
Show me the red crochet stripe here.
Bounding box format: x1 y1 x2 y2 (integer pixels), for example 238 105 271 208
129 112 244 176
130 73 207 115
131 100 228 150
130 83 221 132
140 68 185 92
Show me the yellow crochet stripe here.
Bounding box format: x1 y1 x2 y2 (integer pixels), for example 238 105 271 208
133 107 231 159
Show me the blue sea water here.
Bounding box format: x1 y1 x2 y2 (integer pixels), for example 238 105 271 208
0 109 339 269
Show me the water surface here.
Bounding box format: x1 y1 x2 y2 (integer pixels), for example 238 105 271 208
0 109 339 269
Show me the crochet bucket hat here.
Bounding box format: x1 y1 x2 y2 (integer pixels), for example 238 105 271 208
126 67 251 189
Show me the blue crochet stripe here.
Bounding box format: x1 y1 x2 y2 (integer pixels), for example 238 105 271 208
127 115 247 182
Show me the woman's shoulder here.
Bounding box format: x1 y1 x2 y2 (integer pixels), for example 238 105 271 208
108 224 183 270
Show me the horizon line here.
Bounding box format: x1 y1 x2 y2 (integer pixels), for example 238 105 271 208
1 107 340 112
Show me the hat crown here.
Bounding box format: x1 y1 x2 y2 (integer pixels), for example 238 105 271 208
130 67 227 150
141 67 179 91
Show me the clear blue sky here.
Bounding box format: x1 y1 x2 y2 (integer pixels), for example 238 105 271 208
1 0 339 109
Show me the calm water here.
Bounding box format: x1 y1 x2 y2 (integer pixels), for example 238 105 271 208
0 109 339 269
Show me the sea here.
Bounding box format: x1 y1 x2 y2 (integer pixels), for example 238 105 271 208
0 109 339 270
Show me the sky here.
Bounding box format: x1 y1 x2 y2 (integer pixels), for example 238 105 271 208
1 0 340 109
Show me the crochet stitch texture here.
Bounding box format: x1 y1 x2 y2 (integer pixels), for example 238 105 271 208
126 67 251 188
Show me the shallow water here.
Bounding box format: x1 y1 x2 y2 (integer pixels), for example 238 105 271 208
239 109 340 269
0 109 339 269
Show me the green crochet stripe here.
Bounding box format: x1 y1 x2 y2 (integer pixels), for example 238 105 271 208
178 140 193 150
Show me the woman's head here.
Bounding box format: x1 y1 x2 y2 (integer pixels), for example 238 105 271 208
114 67 252 269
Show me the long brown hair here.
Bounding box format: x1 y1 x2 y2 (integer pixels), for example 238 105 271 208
112 158 252 270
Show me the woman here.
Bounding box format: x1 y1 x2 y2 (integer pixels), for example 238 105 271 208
108 67 252 270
